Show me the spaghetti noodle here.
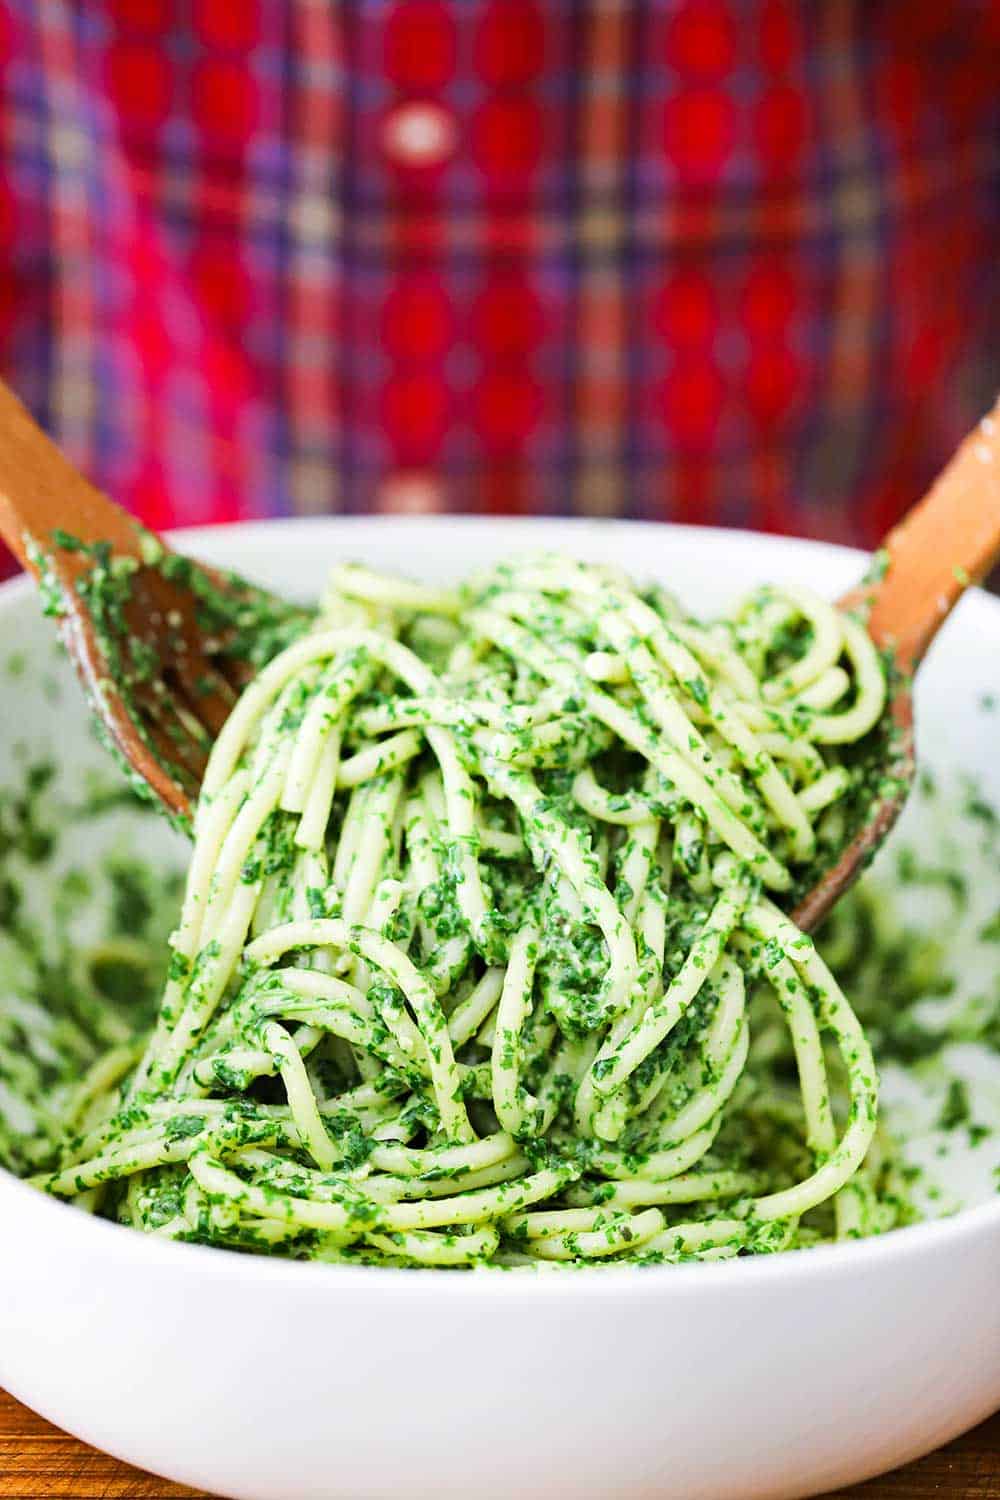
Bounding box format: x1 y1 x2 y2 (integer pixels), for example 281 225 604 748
27 555 893 1266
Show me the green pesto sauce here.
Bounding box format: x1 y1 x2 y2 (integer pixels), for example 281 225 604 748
3 560 997 1267
0 760 183 1175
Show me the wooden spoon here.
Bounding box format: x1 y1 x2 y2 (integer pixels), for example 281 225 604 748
0 380 308 829
0 377 998 927
792 394 1000 931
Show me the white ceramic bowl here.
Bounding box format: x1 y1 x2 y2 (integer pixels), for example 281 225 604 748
1 518 998 1500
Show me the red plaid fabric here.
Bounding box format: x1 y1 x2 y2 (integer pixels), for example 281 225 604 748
0 0 998 575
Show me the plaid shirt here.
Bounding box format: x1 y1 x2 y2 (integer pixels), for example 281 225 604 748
1 0 998 578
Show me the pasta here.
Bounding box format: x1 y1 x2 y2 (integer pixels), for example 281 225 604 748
25 554 895 1267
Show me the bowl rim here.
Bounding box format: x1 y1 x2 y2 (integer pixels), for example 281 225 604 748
2 513 998 1296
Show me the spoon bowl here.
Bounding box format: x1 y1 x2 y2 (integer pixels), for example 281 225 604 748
0 382 308 826
792 398 1000 930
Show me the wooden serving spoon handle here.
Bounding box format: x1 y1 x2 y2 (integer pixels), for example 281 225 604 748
0 380 294 824
0 381 147 575
843 396 1000 670
794 394 1000 933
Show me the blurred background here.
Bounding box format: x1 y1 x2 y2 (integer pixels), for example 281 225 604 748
0 0 997 580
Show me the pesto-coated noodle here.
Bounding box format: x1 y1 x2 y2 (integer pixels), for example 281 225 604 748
24 556 895 1266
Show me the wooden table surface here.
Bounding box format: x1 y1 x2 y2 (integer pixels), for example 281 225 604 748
1 1390 996 1499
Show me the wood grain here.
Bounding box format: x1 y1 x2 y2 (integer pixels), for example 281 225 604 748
0 378 273 825
860 395 1000 673
1 1388 996 1499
